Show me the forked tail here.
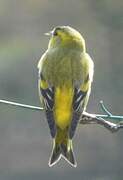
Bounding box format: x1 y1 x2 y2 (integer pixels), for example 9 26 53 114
48 139 77 167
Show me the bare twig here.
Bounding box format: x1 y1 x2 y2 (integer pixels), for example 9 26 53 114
0 99 123 132
80 112 123 133
0 99 43 111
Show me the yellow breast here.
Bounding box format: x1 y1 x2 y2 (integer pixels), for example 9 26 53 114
54 86 74 130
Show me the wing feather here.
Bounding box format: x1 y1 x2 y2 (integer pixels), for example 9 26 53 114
38 54 56 138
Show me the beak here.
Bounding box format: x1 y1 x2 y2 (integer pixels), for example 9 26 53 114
44 30 53 36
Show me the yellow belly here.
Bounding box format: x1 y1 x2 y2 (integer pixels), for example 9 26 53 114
54 86 74 130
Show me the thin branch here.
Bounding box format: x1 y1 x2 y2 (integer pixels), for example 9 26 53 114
0 99 123 120
0 99 123 132
96 101 123 120
99 100 112 116
80 112 123 133
0 99 43 111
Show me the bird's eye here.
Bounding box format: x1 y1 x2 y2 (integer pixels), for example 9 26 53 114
53 30 58 36
53 27 61 36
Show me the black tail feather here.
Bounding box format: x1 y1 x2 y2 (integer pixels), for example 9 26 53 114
49 140 77 167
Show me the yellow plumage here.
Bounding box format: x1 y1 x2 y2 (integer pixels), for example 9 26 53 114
54 86 74 129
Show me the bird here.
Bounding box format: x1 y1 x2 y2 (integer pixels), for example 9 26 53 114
37 26 94 167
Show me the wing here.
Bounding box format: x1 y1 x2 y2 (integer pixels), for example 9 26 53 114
80 53 94 110
39 73 54 110
69 53 94 139
69 87 87 139
73 88 87 112
38 54 56 138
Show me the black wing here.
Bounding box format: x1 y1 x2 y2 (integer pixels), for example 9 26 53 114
69 88 87 139
39 73 56 138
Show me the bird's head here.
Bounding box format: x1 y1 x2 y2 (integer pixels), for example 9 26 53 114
46 26 86 51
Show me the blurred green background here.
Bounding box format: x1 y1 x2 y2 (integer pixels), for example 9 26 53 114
0 0 123 179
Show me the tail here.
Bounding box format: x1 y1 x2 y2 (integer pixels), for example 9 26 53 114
48 138 77 167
